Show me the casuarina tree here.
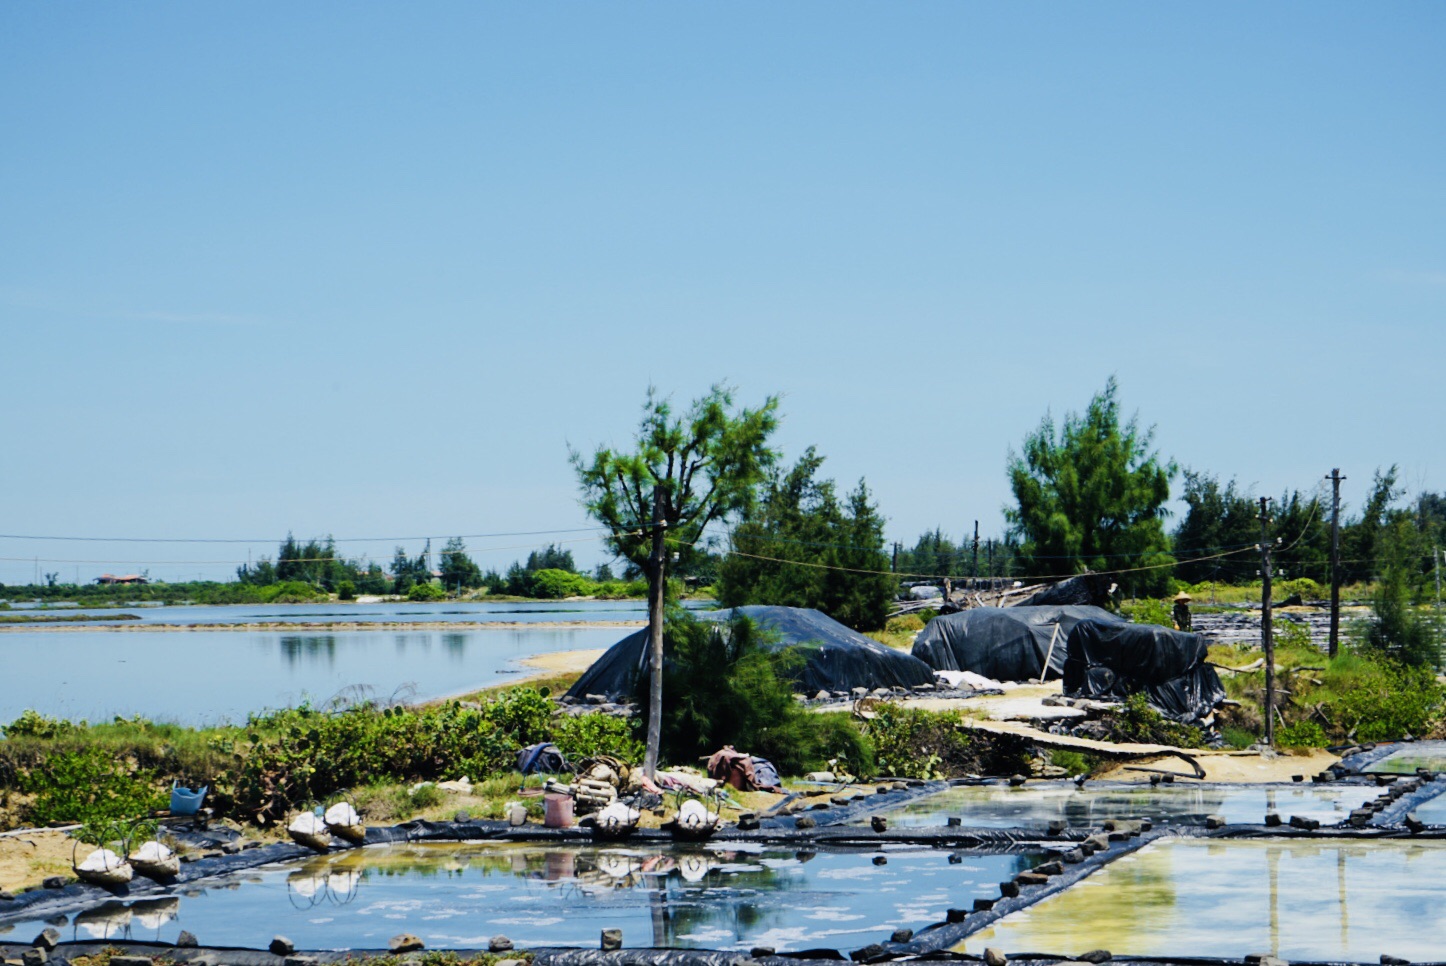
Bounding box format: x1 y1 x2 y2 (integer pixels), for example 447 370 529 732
1005 378 1176 594
571 385 780 777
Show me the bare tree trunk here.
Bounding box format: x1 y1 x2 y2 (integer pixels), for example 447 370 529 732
643 489 667 779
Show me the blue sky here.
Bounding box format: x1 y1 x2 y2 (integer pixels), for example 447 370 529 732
2 3 1443 584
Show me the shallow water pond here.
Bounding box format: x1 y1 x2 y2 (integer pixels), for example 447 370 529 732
1363 741 1446 776
961 838 1446 961
8 842 1045 951
0 626 623 725
867 782 1376 829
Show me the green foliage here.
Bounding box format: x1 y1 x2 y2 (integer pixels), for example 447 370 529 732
259 581 327 603
1103 693 1205 747
867 704 1029 779
407 582 447 601
894 528 1017 580
1120 597 1173 627
528 568 594 599
1275 577 1324 601
18 747 165 826
717 448 896 631
228 691 554 823
3 710 78 740
1328 653 1444 742
408 783 446 810
1005 377 1176 595
1221 724 1257 750
439 537 483 591
1275 720 1328 748
1047 750 1095 777
336 580 357 601
885 614 925 633
646 611 872 776
550 714 645 764
1172 471 1260 584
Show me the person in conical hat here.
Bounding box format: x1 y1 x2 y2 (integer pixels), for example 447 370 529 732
1172 591 1192 632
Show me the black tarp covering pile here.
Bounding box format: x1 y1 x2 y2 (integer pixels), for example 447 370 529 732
565 605 936 700
1015 572 1115 608
1062 619 1226 724
910 606 1122 681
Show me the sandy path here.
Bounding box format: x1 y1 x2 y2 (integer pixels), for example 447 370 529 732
0 829 76 893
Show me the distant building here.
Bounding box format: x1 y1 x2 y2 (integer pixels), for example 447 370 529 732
95 574 148 585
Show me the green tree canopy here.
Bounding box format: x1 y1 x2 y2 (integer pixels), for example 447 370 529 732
439 537 483 591
572 384 780 775
716 447 895 631
1005 378 1176 594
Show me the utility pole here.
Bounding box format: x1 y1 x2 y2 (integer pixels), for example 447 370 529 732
972 520 980 582
987 538 994 578
1326 469 1345 659
891 542 899 573
1259 496 1275 748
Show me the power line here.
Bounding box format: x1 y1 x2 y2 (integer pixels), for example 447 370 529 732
0 527 609 545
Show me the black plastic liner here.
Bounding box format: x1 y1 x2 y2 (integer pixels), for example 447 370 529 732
1062 620 1225 723
566 606 936 700
910 606 1122 681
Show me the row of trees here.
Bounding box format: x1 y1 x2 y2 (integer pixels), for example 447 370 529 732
570 382 1446 776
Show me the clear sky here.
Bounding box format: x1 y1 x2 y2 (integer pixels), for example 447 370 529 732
3 3 1443 584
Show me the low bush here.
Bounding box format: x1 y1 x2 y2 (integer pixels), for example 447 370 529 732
1275 720 1328 748
407 582 447 602
528 569 594 599
1120 597 1173 627
260 581 326 604
1100 693 1206 747
18 746 166 827
550 714 645 764
337 581 357 601
647 610 874 776
867 704 1030 779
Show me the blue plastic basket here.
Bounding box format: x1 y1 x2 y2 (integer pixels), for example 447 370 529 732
170 782 208 815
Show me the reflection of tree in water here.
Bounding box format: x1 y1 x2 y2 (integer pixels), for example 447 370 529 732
279 635 337 667
442 633 467 656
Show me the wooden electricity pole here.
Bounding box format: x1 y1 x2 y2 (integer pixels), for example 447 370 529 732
972 521 980 581
1326 468 1345 659
1259 496 1275 748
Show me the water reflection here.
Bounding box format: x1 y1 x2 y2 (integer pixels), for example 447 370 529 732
0 626 624 724
1364 741 1446 776
7 843 1044 952
874 782 1377 829
280 635 338 666
964 838 1446 961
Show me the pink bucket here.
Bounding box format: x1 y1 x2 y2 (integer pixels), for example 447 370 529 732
544 793 574 829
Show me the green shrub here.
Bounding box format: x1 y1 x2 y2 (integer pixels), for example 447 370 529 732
3 710 78 740
337 581 357 601
1275 578 1323 601
259 581 325 603
407 582 446 601
1103 693 1205 747
867 704 1029 779
228 691 554 822
19 747 165 826
1221 724 1257 750
550 714 644 764
528 569 595 599
1276 720 1328 748
647 610 872 776
1328 653 1444 742
1121 597 1173 627
1047 750 1095 777
885 615 925 634
408 783 445 810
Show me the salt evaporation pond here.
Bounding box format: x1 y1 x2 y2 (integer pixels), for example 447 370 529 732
1363 740 1446 776
961 838 1446 961
17 600 692 627
0 626 623 725
865 782 1377 829
1408 786 1446 824
2 842 1045 951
